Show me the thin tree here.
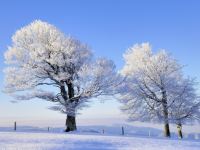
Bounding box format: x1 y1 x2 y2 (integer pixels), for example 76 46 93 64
169 78 200 138
118 43 199 137
4 20 120 132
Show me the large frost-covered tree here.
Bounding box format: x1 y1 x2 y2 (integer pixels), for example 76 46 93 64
4 20 119 132
118 43 200 137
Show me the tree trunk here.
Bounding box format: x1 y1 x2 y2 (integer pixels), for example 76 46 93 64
163 109 171 137
162 89 171 137
177 123 183 139
64 79 77 132
67 80 74 101
65 115 77 132
164 123 170 137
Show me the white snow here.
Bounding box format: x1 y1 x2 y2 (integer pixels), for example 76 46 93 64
0 131 200 150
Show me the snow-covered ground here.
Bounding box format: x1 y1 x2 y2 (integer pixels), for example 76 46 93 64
0 119 200 150
0 131 200 150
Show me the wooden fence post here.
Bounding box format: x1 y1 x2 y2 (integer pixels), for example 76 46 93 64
14 121 16 131
149 130 151 137
122 126 124 135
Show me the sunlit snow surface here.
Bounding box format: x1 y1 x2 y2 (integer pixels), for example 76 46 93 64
0 131 200 150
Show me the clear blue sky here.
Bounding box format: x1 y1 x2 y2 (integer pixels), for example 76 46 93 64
0 0 200 121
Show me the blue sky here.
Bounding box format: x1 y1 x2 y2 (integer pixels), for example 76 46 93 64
0 0 200 122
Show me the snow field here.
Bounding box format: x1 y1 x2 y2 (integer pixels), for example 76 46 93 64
0 131 200 150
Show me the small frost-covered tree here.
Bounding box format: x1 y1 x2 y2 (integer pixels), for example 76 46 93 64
118 43 199 137
4 20 119 132
169 78 200 138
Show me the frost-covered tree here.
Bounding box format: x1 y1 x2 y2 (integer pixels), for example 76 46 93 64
118 43 200 137
4 20 119 132
169 78 200 138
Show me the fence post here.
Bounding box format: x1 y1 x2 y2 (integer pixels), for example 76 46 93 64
149 130 151 137
102 129 104 134
122 126 124 135
14 121 16 131
48 127 50 132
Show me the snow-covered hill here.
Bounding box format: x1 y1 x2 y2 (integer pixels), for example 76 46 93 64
0 131 200 150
